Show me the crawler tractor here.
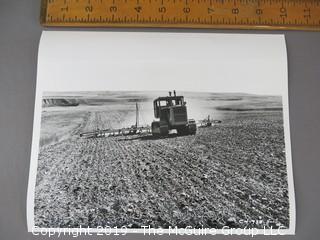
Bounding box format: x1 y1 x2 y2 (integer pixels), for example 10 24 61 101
80 91 197 138
151 91 197 136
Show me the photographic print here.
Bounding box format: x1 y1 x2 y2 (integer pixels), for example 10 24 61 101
27 32 295 235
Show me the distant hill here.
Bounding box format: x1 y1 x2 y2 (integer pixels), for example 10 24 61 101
42 98 79 107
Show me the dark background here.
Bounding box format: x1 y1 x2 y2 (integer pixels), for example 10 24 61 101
0 0 319 239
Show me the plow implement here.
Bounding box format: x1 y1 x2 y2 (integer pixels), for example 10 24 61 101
80 126 151 138
80 102 151 138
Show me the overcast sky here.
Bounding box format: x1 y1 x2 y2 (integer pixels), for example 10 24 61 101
38 31 287 95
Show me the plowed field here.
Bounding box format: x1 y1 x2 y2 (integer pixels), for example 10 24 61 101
34 93 289 229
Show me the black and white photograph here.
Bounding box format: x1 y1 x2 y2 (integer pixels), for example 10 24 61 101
27 31 295 234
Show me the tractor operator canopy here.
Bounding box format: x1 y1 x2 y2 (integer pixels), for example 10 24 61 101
154 96 185 107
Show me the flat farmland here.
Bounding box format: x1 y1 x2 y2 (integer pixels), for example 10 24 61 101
34 92 289 229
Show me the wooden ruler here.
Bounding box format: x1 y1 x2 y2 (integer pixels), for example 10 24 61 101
41 0 320 30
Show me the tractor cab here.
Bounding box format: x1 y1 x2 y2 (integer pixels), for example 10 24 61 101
153 95 185 118
153 91 188 128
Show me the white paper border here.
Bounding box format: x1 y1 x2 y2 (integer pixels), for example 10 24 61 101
26 32 295 235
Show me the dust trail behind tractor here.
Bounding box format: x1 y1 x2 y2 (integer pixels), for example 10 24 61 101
80 103 151 138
